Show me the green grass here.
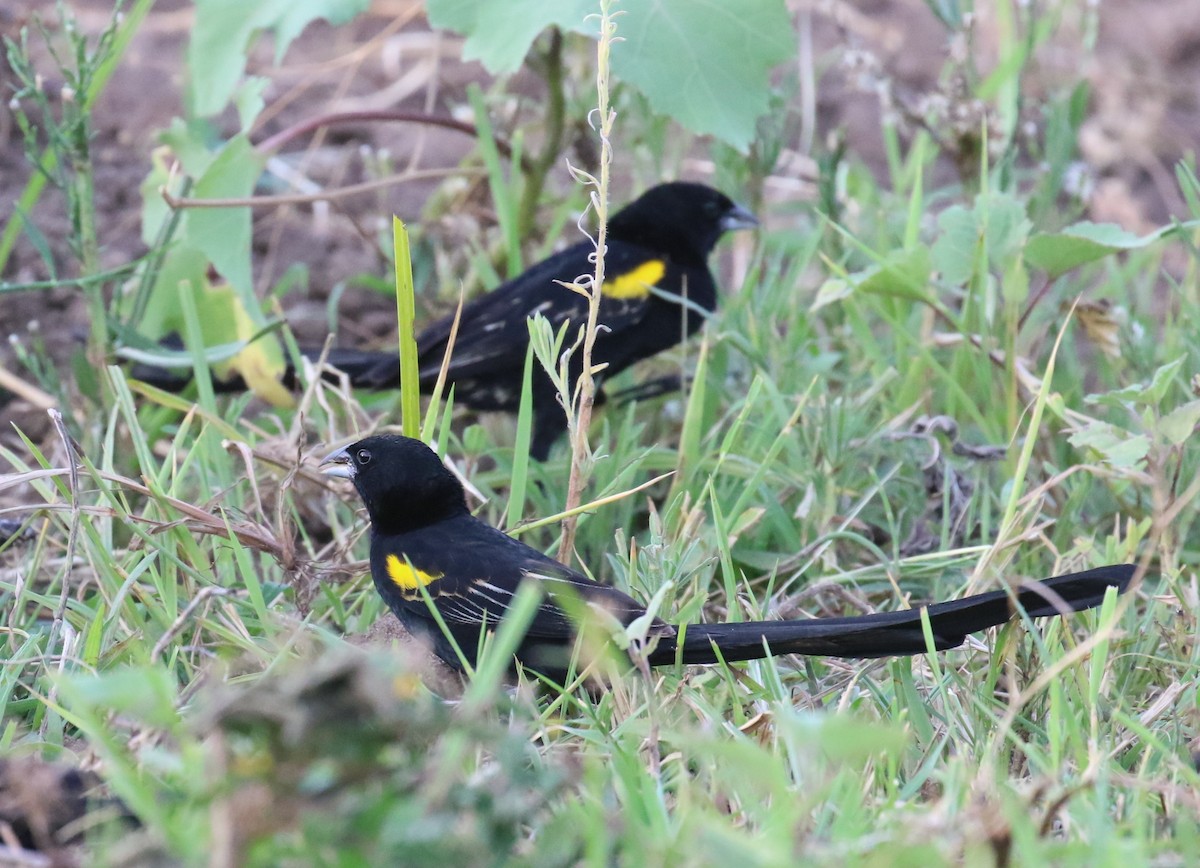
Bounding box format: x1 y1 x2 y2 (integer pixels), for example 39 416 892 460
3 189 1195 862
3 7 1199 866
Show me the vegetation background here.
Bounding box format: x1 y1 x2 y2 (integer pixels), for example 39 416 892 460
0 0 1197 865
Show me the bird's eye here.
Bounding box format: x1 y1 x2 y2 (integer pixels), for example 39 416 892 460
703 200 720 217
356 448 372 465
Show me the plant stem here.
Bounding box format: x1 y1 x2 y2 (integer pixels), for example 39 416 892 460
254 110 528 168
518 28 566 238
0 0 153 276
71 132 106 365
559 4 616 564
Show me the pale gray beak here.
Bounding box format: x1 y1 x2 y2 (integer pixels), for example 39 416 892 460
320 446 356 479
720 203 758 232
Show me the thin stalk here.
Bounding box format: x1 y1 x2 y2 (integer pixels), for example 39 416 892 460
517 28 567 237
558 3 616 564
71 136 105 364
0 0 154 275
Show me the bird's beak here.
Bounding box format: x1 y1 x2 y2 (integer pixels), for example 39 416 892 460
720 203 758 232
319 446 356 479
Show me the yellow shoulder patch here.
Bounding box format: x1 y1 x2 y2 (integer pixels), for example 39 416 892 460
602 260 666 300
385 554 444 591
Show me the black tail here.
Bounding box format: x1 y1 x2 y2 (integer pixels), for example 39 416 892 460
647 564 1135 666
130 339 401 393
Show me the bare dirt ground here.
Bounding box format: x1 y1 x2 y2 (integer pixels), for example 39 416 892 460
1 0 1197 436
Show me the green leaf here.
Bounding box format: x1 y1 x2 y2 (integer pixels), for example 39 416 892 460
930 204 979 286
131 260 290 404
393 218 421 438
1025 220 1168 278
158 118 220 176
609 0 794 151
1085 355 1186 408
117 338 253 368
220 284 292 406
233 77 270 130
134 245 209 338
1001 255 1029 304
978 191 1031 266
857 246 933 299
189 0 370 117
429 0 596 73
427 0 794 151
812 246 932 311
505 343 537 530
1158 399 1200 446
809 275 853 309
1068 423 1150 469
187 135 266 313
931 192 1029 286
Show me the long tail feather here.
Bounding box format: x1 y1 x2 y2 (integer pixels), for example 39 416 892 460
647 564 1134 666
131 340 401 393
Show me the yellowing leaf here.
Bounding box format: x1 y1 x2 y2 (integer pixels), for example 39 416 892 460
217 283 293 408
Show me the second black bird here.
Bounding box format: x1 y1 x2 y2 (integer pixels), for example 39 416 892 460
135 183 757 459
408 181 757 458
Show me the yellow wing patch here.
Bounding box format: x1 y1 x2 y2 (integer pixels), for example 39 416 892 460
603 260 666 300
385 554 444 591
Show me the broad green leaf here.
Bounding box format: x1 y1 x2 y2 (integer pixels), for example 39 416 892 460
810 275 853 310
1069 423 1150 469
233 77 270 130
187 135 266 314
429 0 596 73
609 0 794 151
978 191 1031 266
141 119 223 250
1001 255 1029 304
189 0 370 117
1158 399 1200 446
931 192 1029 286
1025 220 1168 278
1128 355 1185 408
1085 355 1186 408
931 204 979 286
856 246 932 299
158 118 221 176
131 263 290 406
135 245 210 337
427 0 794 151
812 246 932 311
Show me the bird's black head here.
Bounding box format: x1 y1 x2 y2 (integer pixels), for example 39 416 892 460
608 182 757 265
320 434 468 534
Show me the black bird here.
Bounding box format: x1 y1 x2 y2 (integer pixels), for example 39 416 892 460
133 183 756 459
321 434 1135 683
409 181 756 458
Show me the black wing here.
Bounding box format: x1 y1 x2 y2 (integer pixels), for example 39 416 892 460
378 518 649 641
416 240 672 383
